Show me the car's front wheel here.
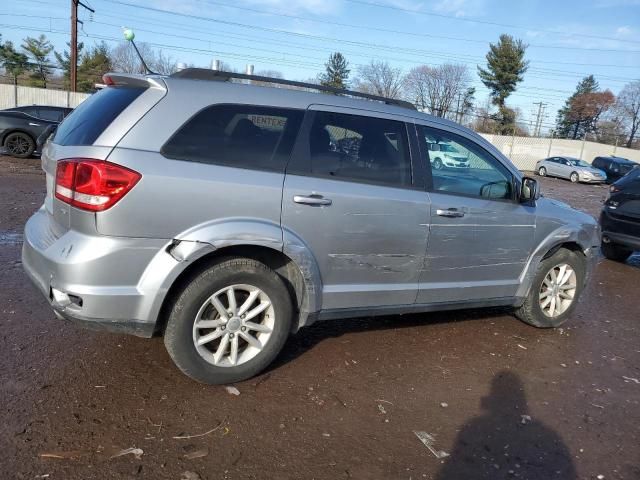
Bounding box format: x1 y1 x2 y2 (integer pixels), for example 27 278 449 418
570 172 579 183
602 242 632 262
4 132 35 158
164 257 293 384
432 158 443 170
515 248 585 328
538 166 547 176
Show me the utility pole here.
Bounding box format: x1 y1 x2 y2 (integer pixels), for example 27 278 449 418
532 102 547 137
70 0 95 92
455 93 462 123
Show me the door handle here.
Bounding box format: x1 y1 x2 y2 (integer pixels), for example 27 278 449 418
293 195 332 206
436 208 465 218
29 122 41 126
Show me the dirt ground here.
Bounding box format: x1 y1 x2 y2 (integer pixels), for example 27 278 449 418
1 155 638 480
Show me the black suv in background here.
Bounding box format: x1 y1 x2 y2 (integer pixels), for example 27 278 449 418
592 156 638 184
600 167 640 262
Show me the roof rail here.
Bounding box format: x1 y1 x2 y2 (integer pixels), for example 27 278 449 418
169 68 416 110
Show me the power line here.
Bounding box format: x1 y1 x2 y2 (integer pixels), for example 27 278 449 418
95 0 640 54
86 11 640 73
342 0 640 45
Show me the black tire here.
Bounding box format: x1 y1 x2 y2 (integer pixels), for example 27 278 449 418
433 158 443 170
570 171 579 183
4 132 35 158
538 166 547 176
601 242 632 262
164 257 293 384
515 248 586 328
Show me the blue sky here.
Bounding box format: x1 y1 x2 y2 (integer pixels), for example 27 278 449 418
2 0 639 132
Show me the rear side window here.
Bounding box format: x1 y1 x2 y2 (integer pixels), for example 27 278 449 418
37 108 64 122
53 87 145 146
162 105 303 172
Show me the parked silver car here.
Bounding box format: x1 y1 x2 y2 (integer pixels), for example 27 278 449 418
536 156 607 183
22 70 600 384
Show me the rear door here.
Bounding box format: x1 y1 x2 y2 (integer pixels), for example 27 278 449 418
281 106 430 310
415 123 536 303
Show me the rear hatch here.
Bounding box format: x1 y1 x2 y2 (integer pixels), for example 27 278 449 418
42 75 167 234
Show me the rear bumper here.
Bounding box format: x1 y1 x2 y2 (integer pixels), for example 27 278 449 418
22 207 169 337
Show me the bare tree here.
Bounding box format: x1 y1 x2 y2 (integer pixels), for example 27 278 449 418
110 42 177 75
150 49 178 75
353 60 403 99
616 80 640 147
110 42 152 74
404 63 470 117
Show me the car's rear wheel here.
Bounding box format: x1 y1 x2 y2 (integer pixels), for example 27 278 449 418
164 257 293 384
4 132 35 158
601 242 632 262
538 166 547 176
570 171 579 183
433 158 443 170
515 248 585 328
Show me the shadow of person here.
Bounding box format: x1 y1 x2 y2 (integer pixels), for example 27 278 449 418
436 370 577 480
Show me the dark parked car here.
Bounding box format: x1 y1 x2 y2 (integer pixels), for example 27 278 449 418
592 156 638 184
0 106 73 158
600 167 640 261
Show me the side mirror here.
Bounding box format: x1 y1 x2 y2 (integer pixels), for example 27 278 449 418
520 177 539 206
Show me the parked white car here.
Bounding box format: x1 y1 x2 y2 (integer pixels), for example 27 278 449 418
427 142 470 170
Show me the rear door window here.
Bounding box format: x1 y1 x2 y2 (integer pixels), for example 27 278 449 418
53 87 145 146
162 104 303 172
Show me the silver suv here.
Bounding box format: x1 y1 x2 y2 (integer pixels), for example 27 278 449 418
23 70 600 384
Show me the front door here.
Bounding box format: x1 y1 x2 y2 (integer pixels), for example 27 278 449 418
415 124 536 304
281 108 430 310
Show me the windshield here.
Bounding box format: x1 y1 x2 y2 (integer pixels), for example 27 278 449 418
620 163 635 174
440 144 459 153
567 159 591 167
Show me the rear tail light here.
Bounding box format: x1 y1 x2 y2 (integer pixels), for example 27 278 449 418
55 159 141 212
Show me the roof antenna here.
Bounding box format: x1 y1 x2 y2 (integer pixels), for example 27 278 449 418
122 27 157 75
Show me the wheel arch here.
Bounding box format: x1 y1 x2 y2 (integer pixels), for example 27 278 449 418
516 229 592 301
153 242 321 336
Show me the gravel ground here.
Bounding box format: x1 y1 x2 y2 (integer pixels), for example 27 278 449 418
0 156 638 480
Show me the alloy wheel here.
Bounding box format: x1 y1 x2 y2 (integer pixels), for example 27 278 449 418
192 284 275 367
539 263 577 318
6 135 30 156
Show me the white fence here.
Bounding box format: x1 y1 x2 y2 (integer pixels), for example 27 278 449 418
0 84 89 109
481 133 640 171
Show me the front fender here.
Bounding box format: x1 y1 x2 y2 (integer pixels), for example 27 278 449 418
515 223 599 299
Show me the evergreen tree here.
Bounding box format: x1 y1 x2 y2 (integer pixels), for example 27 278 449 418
77 42 112 92
0 35 30 85
22 34 54 88
478 34 528 133
54 41 85 86
478 34 529 109
319 52 350 89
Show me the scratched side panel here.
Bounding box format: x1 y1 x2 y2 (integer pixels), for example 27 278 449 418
281 174 430 310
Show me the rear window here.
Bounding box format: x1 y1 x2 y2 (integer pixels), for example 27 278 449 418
53 87 145 146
